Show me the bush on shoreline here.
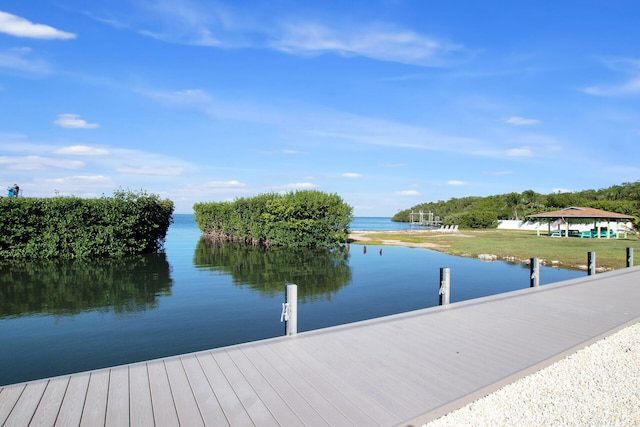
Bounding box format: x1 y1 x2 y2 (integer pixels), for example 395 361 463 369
0 190 174 259
193 190 353 248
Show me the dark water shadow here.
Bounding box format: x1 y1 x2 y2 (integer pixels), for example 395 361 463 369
0 254 173 318
193 239 352 303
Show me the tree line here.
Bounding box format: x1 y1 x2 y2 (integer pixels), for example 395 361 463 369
392 181 640 229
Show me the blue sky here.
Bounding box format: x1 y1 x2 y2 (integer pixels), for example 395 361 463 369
1 1 639 215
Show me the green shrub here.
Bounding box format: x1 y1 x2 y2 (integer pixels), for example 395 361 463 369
194 190 353 248
0 190 174 259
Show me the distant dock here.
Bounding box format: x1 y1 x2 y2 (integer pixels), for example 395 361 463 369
2 267 639 426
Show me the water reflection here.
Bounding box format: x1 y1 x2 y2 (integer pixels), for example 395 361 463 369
0 254 172 318
193 239 352 303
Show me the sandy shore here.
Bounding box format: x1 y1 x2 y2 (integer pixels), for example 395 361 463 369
349 230 451 250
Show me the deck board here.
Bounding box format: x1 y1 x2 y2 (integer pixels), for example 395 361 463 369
55 373 89 426
31 377 68 426
105 367 128 427
129 364 154 427
147 361 180 427
180 354 229 426
80 370 109 427
1 267 640 426
195 351 254 426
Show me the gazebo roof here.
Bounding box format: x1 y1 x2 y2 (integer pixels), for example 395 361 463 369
528 206 635 220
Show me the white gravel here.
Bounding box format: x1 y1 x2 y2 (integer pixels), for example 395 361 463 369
423 322 640 427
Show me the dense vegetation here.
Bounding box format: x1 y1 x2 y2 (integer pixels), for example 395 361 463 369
392 181 640 229
193 190 353 248
0 190 174 259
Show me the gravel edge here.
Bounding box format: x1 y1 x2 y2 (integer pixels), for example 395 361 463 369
423 322 640 426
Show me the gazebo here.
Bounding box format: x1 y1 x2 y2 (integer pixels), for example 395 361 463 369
528 207 635 238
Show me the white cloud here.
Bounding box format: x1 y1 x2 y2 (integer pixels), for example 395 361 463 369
447 180 466 186
138 88 212 105
582 57 640 97
0 47 50 74
398 190 421 196
342 172 361 178
116 165 185 176
203 180 246 190
506 146 533 157
0 11 76 39
483 170 512 176
583 77 640 97
285 182 315 190
504 116 541 126
54 145 110 156
0 155 84 171
53 114 100 129
271 23 461 66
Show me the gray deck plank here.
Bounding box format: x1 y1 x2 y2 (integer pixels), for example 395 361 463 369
129 363 154 427
147 361 179 427
263 338 387 426
0 384 25 425
31 377 68 426
267 338 396 426
163 357 204 427
80 370 109 427
291 332 417 417
241 344 330 426
213 349 279 427
55 373 90 427
2 380 46 426
1 267 639 427
105 367 129 427
225 347 304 427
249 340 356 426
195 351 254 427
180 354 229 426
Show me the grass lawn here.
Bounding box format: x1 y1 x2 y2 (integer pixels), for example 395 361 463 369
349 229 640 271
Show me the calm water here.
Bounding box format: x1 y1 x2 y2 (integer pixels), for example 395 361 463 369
0 215 584 386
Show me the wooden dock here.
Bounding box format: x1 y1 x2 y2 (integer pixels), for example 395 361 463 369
2 267 639 426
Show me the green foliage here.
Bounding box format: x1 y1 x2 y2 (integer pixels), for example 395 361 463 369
193 190 353 248
444 210 499 229
0 190 174 259
392 181 640 229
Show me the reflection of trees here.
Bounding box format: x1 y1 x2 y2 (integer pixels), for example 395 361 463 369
0 254 172 318
193 239 352 303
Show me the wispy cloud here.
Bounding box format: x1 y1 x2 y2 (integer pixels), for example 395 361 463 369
0 11 76 39
137 88 212 105
53 114 100 129
104 1 462 67
270 22 462 66
398 190 421 196
54 145 110 156
582 57 640 97
0 155 84 171
0 47 51 74
583 77 640 96
447 180 466 186
116 165 185 176
506 146 533 157
503 116 541 126
342 172 361 178
284 182 315 190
